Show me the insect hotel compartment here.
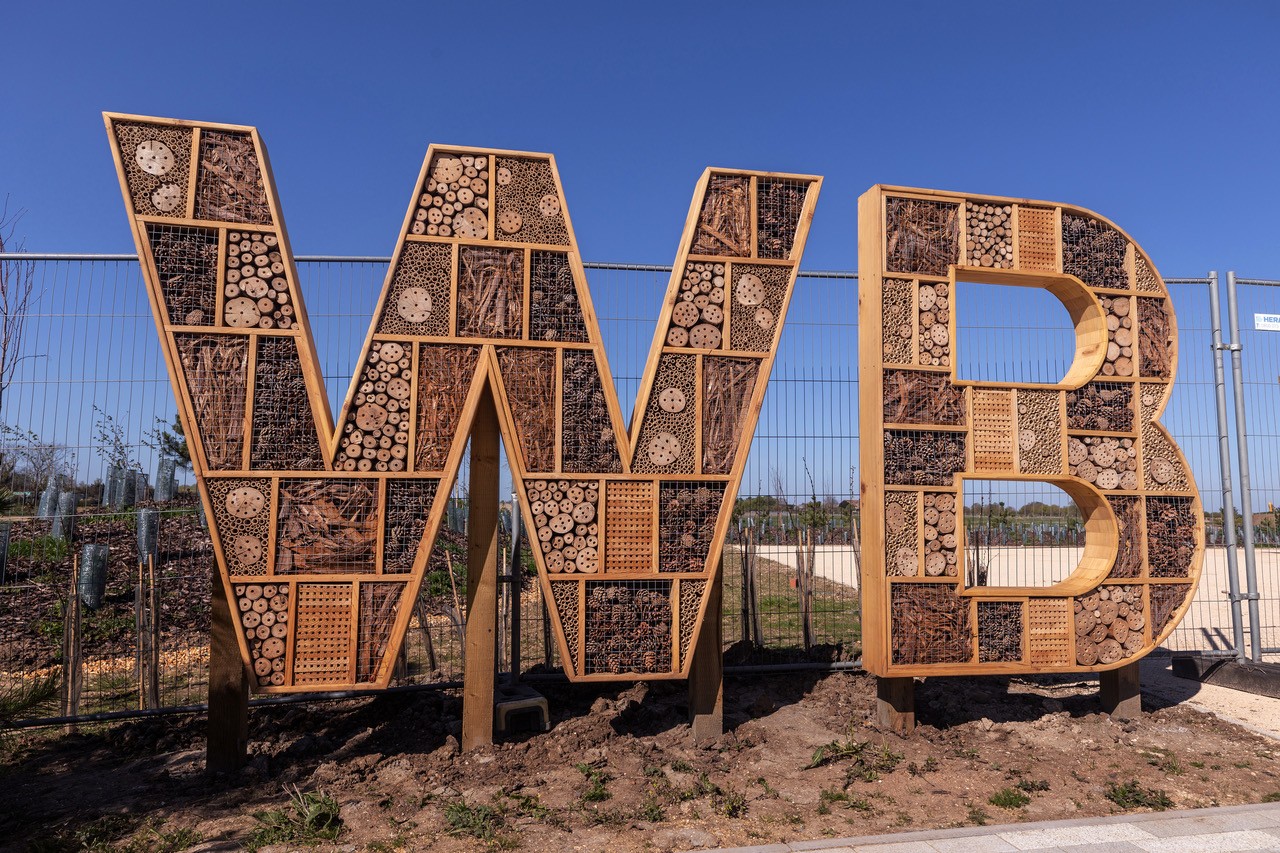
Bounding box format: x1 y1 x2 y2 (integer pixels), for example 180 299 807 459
175 334 247 470
916 281 950 366
379 241 451 337
1151 583 1192 638
456 247 522 339
884 491 920 577
337 340 413 473
881 278 915 364
148 224 218 325
702 357 759 475
890 583 971 666
756 178 808 259
414 151 490 238
1109 496 1144 579
415 345 480 472
635 354 697 475
692 175 750 257
964 201 1013 269
604 482 655 573
1067 435 1138 491
1073 585 1144 665
678 579 707 667
527 479 600 574
494 156 569 246
497 347 557 472
658 481 725 573
1139 384 1189 492
1137 297 1173 379
222 230 294 330
1146 497 1197 577
921 492 960 577
1097 294 1136 377
884 430 966 487
885 197 959 276
666 262 725 349
529 251 587 342
250 336 324 471
1066 382 1134 432
1061 213 1128 290
115 122 193 217
977 601 1023 663
195 130 272 225
357 582 404 683
584 580 672 675
275 478 379 574
550 581 580 670
208 478 272 575
1015 206 1058 272
293 582 353 686
382 479 439 573
236 582 290 686
1016 390 1063 476
561 350 621 474
729 264 786 352
882 369 965 426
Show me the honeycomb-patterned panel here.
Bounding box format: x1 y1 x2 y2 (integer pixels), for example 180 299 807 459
1016 389 1063 476
884 491 919 577
881 278 915 365
293 583 353 685
729 264 787 352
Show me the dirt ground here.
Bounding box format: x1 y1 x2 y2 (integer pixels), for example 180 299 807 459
4 670 1280 852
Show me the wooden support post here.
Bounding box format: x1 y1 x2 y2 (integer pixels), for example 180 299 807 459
688 578 723 742
876 676 915 734
463 384 500 751
207 567 248 774
1100 661 1142 719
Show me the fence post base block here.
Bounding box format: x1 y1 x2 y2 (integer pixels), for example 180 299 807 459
688 581 723 742
1100 661 1142 718
876 676 915 734
206 570 248 774
462 386 500 751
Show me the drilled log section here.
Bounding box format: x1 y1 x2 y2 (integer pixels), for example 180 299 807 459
1068 435 1138 491
1150 583 1191 638
1109 496 1143 578
208 478 272 575
678 578 706 667
337 340 413 473
1146 497 1197 577
357 582 403 683
884 369 965 426
658 481 725 573
527 478 600 574
1017 389 1064 476
114 122 192 217
890 583 971 665
1066 381 1133 432
1061 213 1127 290
494 156 569 246
635 354 696 475
457 247 522 339
666 262 725 349
497 347 556 471
921 492 959 577
275 479 378 574
884 430 966 486
380 241 451 337
917 282 950 367
702 357 759 475
383 479 439 573
148 224 217 325
584 581 672 675
756 179 807 259
223 230 295 330
1074 584 1144 665
550 580 580 669
730 264 787 352
413 152 489 239
561 350 621 473
691 176 750 257
175 334 247 470
882 278 915 363
1097 294 1135 377
415 345 480 471
235 582 291 687
1138 297 1173 379
885 197 959 276
293 583 353 685
195 130 271 224
884 491 919 576
251 336 324 471
965 202 1013 268
977 600 1022 662
529 250 587 342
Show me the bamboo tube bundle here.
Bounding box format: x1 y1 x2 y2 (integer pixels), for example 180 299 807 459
1073 584 1144 665
977 600 1023 662
497 347 556 471
1146 497 1197 577
148 225 217 325
1139 385 1190 492
235 582 290 686
883 369 965 425
415 345 480 471
115 122 192 216
176 334 247 470
379 241 451 337
526 478 600 574
1068 435 1138 491
1017 389 1063 475
561 350 621 473
207 477 272 575
884 492 919 576
1150 583 1192 639
584 581 672 674
337 340 413 473
691 176 750 256
1137 297 1173 378
550 580 580 668
882 279 914 363
250 337 324 470
917 281 951 366
494 156 570 246
223 230 294 330
1061 213 1128 290
634 354 696 475
1134 253 1161 292
885 197 959 275
529 250 587 342
456 247 523 338
756 179 807 259
884 430 966 486
1109 496 1143 578
657 482 725 573
890 583 971 665
921 492 959 577
357 582 403 683
1066 381 1133 432
678 578 706 666
413 152 490 238
275 478 378 574
383 479 438 573
195 130 271 224
1097 295 1135 377
667 262 725 349
702 357 758 475
965 202 1013 269
730 264 787 352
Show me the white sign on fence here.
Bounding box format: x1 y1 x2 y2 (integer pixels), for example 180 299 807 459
1257 313 1280 331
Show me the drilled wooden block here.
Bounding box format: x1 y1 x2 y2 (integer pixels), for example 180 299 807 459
1028 599 1073 666
357 582 403 683
114 122 193 218
379 241 451 337
234 581 290 687
195 130 271 225
972 388 1014 472
293 582 353 685
148 224 218 326
605 481 654 573
1016 389 1062 476
497 347 556 472
207 477 271 575
978 601 1023 663
494 156 569 246
1015 206 1056 272
175 334 247 471
634 354 697 475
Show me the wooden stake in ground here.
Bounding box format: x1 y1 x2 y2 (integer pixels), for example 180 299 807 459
60 558 83 732
463 384 500 750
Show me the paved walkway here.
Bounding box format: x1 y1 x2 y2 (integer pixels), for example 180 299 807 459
702 802 1280 852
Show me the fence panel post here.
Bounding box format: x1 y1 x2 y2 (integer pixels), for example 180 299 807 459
1226 271 1263 661
1209 271 1247 659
